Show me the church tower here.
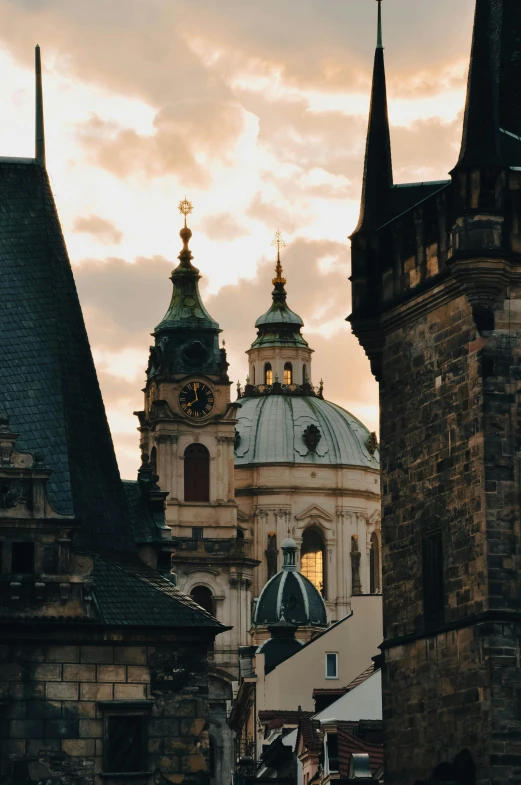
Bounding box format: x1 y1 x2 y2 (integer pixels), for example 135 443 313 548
136 201 257 681
351 1 521 782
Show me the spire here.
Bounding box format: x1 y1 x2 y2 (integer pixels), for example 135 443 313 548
458 0 501 166
354 0 393 233
35 45 46 168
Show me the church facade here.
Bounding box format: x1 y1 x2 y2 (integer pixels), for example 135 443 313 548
351 1 521 782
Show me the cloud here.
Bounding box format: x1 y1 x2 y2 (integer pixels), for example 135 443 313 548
200 212 249 241
73 214 123 244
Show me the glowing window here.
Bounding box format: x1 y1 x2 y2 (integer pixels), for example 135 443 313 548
264 363 273 385
284 362 293 385
301 528 325 597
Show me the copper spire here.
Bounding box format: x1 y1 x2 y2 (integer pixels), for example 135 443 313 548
271 230 287 285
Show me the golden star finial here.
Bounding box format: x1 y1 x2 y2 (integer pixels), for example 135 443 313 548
271 230 287 285
178 197 193 227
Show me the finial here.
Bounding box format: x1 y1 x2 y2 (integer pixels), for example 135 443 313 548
35 45 46 167
376 0 383 50
271 230 287 285
178 197 194 261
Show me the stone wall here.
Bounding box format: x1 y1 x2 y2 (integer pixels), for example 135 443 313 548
379 290 521 783
0 640 211 785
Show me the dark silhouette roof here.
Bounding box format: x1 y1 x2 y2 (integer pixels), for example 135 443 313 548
0 161 134 554
459 0 521 166
353 1 392 233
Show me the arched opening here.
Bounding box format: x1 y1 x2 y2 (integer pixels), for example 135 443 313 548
150 446 157 475
184 443 210 502
283 362 293 385
264 363 273 385
236 528 245 540
369 532 380 593
302 363 308 383
190 585 215 616
301 528 325 597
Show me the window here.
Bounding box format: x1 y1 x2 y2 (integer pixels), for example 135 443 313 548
11 542 34 574
369 532 380 593
252 366 256 385
283 362 293 385
184 444 210 502
325 653 338 680
423 531 444 624
302 364 308 383
192 527 204 540
264 363 273 385
190 585 215 616
301 528 325 596
150 447 157 476
104 714 147 774
326 732 339 773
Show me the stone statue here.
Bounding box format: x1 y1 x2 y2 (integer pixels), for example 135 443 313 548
350 535 362 595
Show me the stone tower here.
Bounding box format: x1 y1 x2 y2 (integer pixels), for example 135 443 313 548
350 1 521 782
136 203 257 785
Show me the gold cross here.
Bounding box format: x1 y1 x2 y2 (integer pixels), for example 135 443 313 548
178 197 193 226
271 230 286 261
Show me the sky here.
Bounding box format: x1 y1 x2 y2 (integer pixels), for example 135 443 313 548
0 0 476 479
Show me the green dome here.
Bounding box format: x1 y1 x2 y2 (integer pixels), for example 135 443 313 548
234 395 379 468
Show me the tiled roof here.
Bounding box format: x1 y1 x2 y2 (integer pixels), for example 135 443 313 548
258 710 313 724
298 717 322 753
345 665 376 693
123 481 160 542
91 552 224 628
337 723 383 777
0 161 134 553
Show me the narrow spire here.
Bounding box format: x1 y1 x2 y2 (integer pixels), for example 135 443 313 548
376 0 383 49
271 230 287 286
458 0 501 166
353 0 392 233
177 197 195 268
35 45 46 168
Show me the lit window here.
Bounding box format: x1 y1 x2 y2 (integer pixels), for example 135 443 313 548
284 362 293 384
301 528 325 596
325 653 338 680
264 363 273 385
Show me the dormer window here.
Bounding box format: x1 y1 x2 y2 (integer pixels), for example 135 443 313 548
12 542 35 574
264 363 273 385
283 362 293 384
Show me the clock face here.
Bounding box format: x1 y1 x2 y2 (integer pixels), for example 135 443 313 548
179 381 215 419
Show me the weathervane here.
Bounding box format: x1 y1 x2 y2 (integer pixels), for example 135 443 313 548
271 230 287 285
178 197 193 227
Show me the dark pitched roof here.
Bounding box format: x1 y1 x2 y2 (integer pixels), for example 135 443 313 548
123 480 161 542
459 0 521 166
0 161 134 553
91 552 224 629
259 710 313 724
337 723 383 777
344 665 376 693
353 3 392 233
297 717 322 754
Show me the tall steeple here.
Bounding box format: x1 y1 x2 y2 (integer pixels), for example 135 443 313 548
35 45 46 168
354 0 393 233
457 0 501 166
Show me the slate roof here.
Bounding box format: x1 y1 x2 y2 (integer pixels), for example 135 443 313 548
337 722 383 777
123 480 161 542
0 161 134 553
91 553 222 628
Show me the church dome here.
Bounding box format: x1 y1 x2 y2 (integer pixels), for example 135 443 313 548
253 539 327 628
234 394 379 469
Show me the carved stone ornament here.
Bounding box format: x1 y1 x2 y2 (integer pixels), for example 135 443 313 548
0 483 24 509
303 424 322 453
234 430 241 452
366 431 379 456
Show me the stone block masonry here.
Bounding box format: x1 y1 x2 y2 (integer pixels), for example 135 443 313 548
0 641 212 785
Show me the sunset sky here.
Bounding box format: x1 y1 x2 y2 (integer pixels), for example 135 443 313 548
0 0 476 479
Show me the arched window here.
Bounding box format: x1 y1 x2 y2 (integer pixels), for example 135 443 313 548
264 363 273 385
184 443 210 502
190 585 215 616
369 532 380 593
283 362 293 385
301 528 325 597
302 364 308 383
150 446 157 476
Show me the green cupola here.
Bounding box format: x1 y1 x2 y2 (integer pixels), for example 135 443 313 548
147 200 228 381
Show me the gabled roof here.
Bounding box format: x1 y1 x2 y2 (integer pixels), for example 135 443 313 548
0 161 134 553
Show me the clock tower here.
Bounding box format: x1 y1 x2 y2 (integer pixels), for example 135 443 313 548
136 202 257 781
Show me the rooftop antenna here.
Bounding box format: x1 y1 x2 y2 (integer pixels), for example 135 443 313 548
35 45 46 167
